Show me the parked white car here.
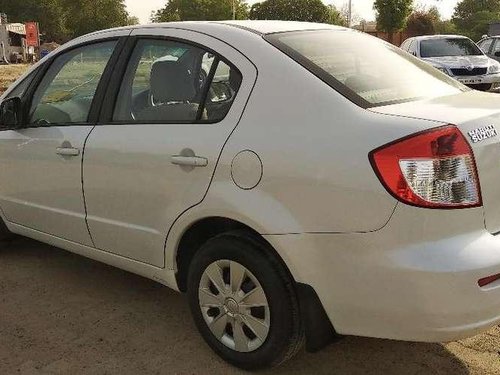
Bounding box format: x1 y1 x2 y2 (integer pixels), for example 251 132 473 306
401 34 500 91
1 21 500 370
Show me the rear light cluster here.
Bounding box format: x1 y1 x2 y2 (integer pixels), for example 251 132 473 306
370 125 482 208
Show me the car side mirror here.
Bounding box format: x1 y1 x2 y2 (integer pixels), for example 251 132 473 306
495 51 500 57
0 97 23 130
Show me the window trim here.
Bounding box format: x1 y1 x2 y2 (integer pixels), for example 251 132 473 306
100 35 243 126
19 36 126 130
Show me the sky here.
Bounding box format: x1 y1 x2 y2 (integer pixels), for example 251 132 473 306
125 0 459 25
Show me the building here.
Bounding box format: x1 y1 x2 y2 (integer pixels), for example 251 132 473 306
0 13 41 63
354 21 409 46
489 22 500 36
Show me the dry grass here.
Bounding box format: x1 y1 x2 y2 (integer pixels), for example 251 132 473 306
0 64 30 95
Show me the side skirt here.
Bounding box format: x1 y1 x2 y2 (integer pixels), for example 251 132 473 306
7 222 180 291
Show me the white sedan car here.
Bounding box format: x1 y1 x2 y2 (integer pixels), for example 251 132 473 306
401 34 500 91
1 21 500 369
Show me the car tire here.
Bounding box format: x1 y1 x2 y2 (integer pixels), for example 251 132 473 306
187 231 304 370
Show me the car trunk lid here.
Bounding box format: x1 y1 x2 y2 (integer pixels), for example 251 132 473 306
371 91 500 234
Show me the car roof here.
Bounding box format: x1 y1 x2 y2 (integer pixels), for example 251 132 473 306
85 20 346 38
411 34 471 41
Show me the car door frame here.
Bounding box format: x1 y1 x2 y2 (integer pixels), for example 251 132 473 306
87 26 258 269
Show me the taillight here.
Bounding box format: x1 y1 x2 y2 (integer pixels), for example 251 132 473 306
369 125 482 208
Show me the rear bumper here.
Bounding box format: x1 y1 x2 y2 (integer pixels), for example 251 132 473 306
264 204 500 342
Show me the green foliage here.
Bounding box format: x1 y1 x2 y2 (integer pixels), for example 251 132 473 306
452 0 500 41
373 0 413 41
0 0 130 42
435 20 457 35
127 16 141 26
326 4 347 26
151 0 249 22
249 0 333 23
406 8 438 36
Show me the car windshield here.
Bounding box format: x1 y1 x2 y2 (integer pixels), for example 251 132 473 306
266 30 467 107
420 38 484 58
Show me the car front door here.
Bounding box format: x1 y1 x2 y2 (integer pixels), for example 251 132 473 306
82 28 257 267
0 38 122 245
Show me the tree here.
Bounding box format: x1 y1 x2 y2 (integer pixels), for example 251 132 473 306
326 4 347 26
250 0 336 23
0 0 69 42
0 0 132 42
127 16 140 25
151 0 249 22
406 8 438 36
373 0 413 43
60 0 129 39
452 0 500 40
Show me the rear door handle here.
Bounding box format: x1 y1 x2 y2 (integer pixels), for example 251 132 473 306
171 155 208 167
56 147 80 157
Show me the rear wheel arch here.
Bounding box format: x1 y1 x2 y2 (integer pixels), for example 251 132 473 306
174 216 295 293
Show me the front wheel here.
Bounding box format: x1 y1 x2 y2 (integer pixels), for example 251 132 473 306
187 232 304 370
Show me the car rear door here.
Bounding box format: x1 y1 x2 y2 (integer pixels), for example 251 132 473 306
82 28 257 267
0 36 125 245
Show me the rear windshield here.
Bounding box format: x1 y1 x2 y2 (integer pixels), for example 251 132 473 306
420 38 483 58
265 30 466 107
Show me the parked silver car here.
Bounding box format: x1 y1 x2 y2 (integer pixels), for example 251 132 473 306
1 21 500 369
478 35 500 63
401 35 500 91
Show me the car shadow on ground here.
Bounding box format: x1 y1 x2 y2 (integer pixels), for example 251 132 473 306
0 238 470 374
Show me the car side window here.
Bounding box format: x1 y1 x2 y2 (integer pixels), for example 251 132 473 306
29 41 117 126
479 39 493 54
491 39 500 55
113 38 242 124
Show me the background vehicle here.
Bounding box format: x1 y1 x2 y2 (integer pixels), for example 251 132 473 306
478 35 500 63
1 22 500 370
401 35 500 91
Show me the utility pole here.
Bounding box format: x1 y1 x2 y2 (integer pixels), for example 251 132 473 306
232 0 236 20
348 0 352 28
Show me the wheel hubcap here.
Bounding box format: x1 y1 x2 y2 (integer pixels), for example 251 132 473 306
198 260 270 352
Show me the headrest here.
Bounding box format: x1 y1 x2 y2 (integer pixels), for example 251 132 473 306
150 60 196 103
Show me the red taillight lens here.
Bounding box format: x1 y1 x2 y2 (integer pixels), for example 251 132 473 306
478 273 500 287
369 125 482 208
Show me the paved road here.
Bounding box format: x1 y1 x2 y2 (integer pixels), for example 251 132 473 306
0 238 498 374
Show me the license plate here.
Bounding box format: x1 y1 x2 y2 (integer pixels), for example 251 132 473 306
458 78 483 84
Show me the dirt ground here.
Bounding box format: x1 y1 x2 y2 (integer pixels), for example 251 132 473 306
0 237 498 374
0 64 30 94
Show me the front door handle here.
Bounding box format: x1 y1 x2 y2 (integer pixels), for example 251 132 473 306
171 155 208 167
56 147 80 157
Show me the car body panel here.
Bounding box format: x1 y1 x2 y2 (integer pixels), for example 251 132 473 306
0 126 94 245
264 203 500 341
82 27 258 267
